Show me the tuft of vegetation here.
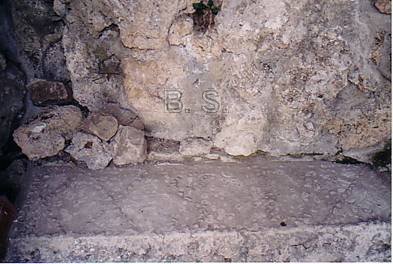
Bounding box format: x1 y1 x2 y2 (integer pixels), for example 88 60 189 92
192 0 221 32
193 0 221 15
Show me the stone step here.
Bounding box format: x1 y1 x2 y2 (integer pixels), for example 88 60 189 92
6 159 391 262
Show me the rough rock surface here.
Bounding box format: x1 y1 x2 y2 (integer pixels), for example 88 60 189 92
146 138 183 161
179 138 212 156
1 0 73 159
13 106 83 159
375 0 391 14
13 126 65 160
12 0 69 82
65 132 113 170
27 79 70 106
99 103 136 125
7 159 391 261
99 103 145 130
82 113 119 141
112 126 147 165
32 105 83 139
59 0 391 161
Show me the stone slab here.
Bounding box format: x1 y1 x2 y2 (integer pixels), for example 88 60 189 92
7 159 392 261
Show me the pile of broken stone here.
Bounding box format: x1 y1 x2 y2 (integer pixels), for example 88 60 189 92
13 79 147 170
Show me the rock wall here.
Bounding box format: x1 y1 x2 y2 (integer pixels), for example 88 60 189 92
57 0 391 162
0 0 72 158
6 0 391 166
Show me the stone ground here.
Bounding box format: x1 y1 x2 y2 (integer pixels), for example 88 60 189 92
6 158 392 262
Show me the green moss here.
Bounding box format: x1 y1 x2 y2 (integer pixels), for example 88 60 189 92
192 1 221 32
193 1 208 11
192 0 221 15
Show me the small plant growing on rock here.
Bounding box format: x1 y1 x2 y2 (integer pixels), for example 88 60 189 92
192 0 222 32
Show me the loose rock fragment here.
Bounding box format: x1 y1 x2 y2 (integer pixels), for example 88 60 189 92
146 137 182 161
13 126 65 160
112 126 147 165
65 132 113 170
375 0 391 14
13 105 83 159
179 138 212 156
28 79 70 106
83 113 119 141
38 105 83 139
100 103 143 129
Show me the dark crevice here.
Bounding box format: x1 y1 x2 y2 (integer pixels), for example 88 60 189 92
334 156 364 165
371 141 391 170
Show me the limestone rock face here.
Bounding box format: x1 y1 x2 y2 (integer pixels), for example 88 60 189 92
13 106 83 159
112 126 147 166
82 113 119 141
65 132 113 170
61 0 391 161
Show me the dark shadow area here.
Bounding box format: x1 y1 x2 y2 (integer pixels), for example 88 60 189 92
0 0 28 260
372 141 391 169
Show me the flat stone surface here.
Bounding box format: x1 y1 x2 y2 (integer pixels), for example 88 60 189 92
7 159 392 261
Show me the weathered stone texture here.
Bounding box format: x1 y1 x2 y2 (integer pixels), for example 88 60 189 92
13 127 65 160
375 0 391 14
28 79 70 106
7 160 392 261
60 0 391 162
82 113 119 141
112 126 147 165
179 138 212 156
13 106 83 160
12 0 69 82
65 132 113 170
